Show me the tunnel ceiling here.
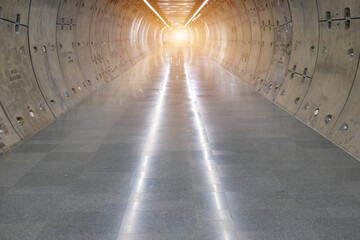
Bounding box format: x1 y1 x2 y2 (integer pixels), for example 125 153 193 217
147 0 203 26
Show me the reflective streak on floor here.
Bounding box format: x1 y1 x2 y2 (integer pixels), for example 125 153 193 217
1 48 360 240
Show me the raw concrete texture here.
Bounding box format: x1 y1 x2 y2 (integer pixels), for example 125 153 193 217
191 0 360 159
0 0 162 153
0 0 359 159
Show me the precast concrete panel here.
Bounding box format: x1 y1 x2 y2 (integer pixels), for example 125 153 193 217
56 24 89 102
241 0 261 83
57 0 81 25
29 0 72 117
0 106 21 153
98 3 115 80
296 20 360 136
107 2 124 78
286 0 319 77
317 0 360 21
270 0 292 27
0 20 55 138
251 26 274 89
330 66 360 159
274 0 319 114
263 23 292 100
76 0 103 90
0 0 30 25
249 0 275 89
89 0 111 83
230 0 247 75
2 0 360 160
276 71 313 114
0 0 161 154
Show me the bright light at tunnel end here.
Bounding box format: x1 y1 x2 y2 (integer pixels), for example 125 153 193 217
184 0 209 28
143 0 170 28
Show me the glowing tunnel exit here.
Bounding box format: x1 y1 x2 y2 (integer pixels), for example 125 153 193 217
162 28 191 46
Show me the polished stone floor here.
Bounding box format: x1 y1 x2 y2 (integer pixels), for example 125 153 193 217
1 48 360 240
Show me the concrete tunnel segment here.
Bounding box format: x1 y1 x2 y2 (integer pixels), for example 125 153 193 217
0 0 360 160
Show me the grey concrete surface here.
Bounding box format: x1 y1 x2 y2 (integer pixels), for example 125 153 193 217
0 48 359 240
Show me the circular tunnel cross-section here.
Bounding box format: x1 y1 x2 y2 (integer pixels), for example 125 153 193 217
1 1 360 239
0 0 163 153
0 0 359 159
191 0 360 159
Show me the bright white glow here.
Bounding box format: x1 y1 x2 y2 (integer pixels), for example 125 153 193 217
136 17 144 36
143 0 170 28
184 65 222 210
187 27 194 47
123 64 170 233
192 13 202 22
160 26 166 47
184 0 209 28
185 64 229 239
162 29 190 45
176 32 185 40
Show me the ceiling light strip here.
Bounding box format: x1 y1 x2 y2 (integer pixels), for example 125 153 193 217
143 0 170 28
184 0 209 28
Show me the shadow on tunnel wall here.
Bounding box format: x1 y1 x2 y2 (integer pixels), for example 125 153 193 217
0 0 162 154
191 0 360 160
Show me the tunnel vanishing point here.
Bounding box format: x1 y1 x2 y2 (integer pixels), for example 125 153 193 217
1 0 360 239
0 0 360 159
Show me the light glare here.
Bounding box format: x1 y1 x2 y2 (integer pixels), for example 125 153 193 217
143 0 170 28
184 0 209 28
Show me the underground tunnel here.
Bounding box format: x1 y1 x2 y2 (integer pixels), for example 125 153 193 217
0 0 360 239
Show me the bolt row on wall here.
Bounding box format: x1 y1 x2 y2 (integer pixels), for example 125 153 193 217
191 0 360 159
0 0 162 154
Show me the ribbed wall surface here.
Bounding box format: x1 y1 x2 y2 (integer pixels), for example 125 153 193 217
1 0 360 160
191 0 360 159
0 0 162 153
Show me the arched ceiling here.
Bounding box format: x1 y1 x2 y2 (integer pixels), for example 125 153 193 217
146 0 205 27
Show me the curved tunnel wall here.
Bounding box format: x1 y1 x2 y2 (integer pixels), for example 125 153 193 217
191 0 360 159
1 0 360 160
0 0 162 154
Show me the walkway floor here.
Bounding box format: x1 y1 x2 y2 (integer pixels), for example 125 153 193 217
1 48 360 240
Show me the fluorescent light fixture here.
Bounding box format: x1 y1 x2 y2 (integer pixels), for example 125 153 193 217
143 0 170 28
184 0 209 28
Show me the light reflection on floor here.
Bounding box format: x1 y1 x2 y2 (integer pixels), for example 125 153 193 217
1 47 359 240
